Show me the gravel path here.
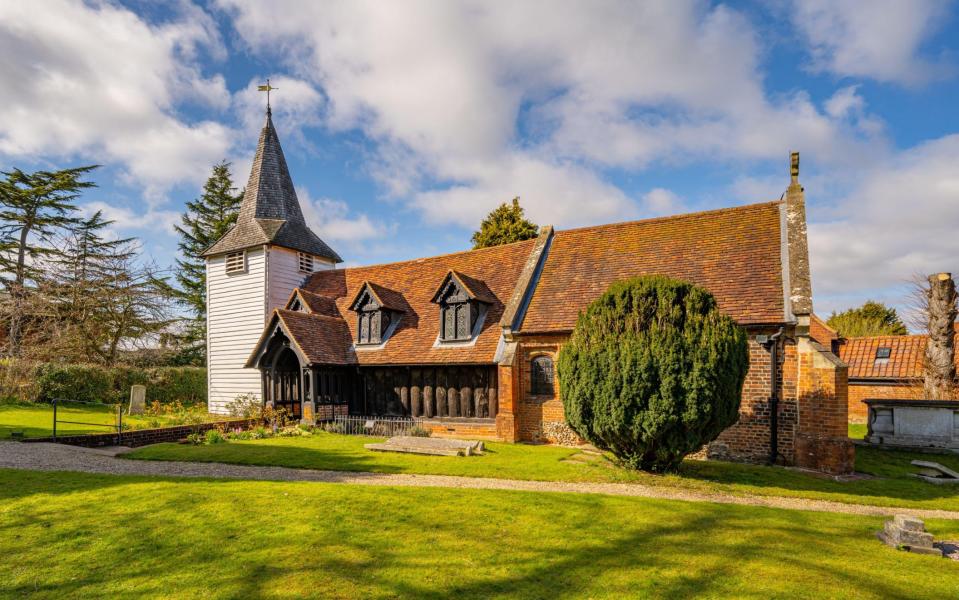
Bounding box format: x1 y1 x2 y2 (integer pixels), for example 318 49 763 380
2 441 957 520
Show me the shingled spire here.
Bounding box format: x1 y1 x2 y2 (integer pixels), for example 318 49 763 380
202 109 341 261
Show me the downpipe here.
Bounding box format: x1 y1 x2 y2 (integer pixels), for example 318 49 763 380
764 327 785 465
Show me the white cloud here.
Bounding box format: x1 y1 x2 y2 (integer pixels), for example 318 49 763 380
219 0 887 228
809 134 959 309
233 76 326 146
790 0 953 85
80 201 181 238
0 0 234 194
641 188 685 217
297 187 392 243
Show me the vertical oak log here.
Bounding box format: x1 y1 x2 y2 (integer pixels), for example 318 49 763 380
423 368 435 418
488 366 498 417
410 368 422 417
448 368 460 417
400 380 410 416
460 381 472 417
475 368 487 418
435 368 448 417
925 272 958 400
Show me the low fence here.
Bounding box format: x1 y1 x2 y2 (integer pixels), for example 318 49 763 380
333 415 422 437
50 398 124 442
23 418 259 448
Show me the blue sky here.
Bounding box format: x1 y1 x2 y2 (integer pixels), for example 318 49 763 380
2 1 958 325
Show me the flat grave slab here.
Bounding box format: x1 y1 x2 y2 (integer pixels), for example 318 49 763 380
911 460 959 484
365 436 485 457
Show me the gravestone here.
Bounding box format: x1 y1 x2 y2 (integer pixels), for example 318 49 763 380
128 385 146 415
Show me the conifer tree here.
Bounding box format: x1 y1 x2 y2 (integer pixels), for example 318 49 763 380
173 161 243 354
471 197 538 249
558 276 749 472
0 165 96 357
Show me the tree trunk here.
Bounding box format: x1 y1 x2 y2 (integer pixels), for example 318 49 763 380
924 273 957 400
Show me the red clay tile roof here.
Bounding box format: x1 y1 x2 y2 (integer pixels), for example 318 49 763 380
519 202 786 332
284 289 340 317
810 314 839 348
301 239 538 365
838 333 959 380
277 310 356 366
347 281 407 312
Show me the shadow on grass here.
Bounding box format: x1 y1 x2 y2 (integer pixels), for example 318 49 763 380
1 470 954 599
127 433 959 509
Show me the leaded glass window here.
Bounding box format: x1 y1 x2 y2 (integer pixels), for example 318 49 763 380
530 356 554 396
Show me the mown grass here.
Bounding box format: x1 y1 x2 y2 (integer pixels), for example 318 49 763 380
1 468 957 599
849 423 868 439
127 431 959 511
0 402 212 439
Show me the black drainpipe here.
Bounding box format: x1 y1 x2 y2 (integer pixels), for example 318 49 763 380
765 327 785 465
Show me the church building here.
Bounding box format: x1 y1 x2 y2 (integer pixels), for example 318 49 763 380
203 108 853 474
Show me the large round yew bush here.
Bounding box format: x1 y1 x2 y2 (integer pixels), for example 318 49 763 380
558 276 749 471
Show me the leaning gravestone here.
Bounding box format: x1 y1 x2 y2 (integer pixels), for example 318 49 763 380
128 385 146 415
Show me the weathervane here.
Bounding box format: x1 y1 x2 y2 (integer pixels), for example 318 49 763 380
257 78 278 112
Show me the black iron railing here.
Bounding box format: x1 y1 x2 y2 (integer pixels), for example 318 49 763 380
51 398 124 443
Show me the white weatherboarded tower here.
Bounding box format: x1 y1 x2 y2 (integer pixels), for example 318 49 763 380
202 108 341 414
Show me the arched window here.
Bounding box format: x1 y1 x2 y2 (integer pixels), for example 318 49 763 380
530 355 554 396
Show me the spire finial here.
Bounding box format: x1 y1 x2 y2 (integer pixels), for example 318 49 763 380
790 151 800 184
257 78 278 115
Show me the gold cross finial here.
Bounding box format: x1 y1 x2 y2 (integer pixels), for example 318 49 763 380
257 78 278 113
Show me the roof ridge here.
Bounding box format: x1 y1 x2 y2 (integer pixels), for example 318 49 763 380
553 200 782 237
842 333 926 341
312 236 537 276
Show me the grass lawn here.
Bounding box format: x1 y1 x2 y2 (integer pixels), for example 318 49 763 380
128 431 959 512
1 468 957 599
0 402 213 439
849 423 867 439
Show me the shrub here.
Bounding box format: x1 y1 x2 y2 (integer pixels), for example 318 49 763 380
29 362 206 407
408 425 431 438
557 276 749 472
321 421 345 434
229 393 263 419
34 363 113 405
204 429 227 444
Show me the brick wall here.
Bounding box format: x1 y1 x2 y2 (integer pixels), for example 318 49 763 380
23 418 258 448
708 330 798 464
847 381 923 422
499 326 852 473
422 418 499 440
512 334 582 444
793 338 854 473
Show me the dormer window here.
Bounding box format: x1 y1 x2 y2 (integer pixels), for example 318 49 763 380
225 251 246 274
298 252 313 273
431 271 494 342
348 282 403 346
